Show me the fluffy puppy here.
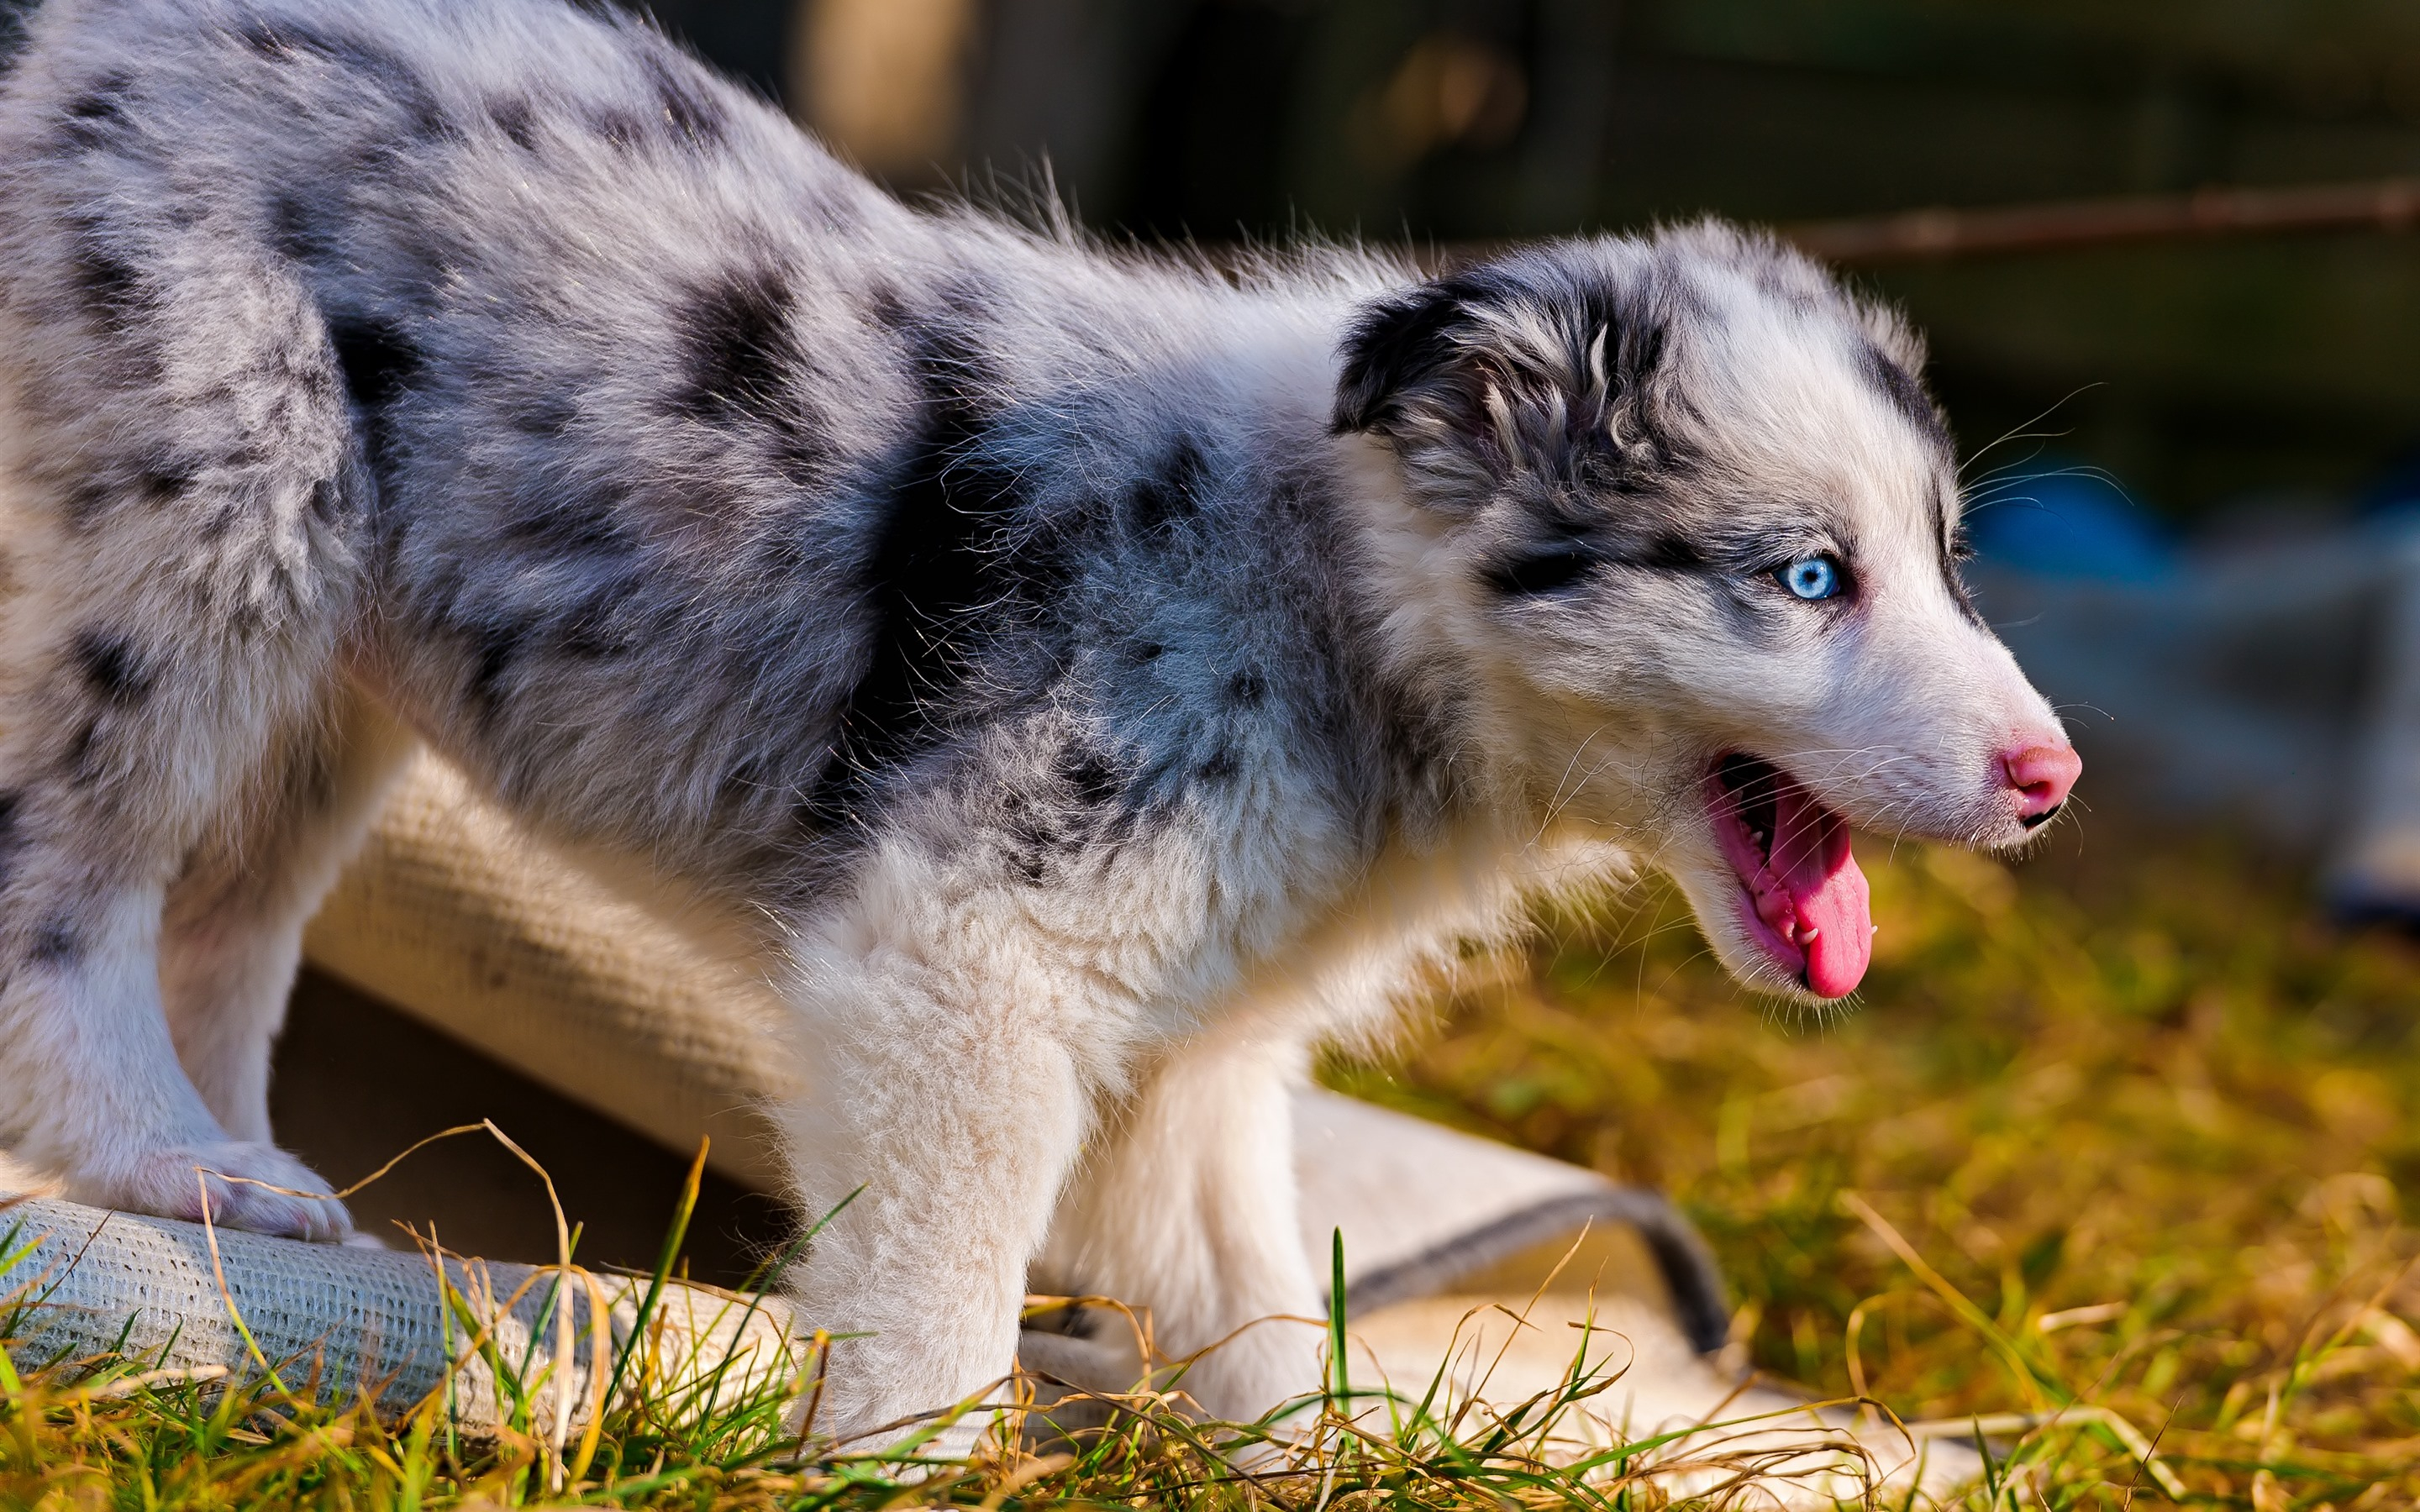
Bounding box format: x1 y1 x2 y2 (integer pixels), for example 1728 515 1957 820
0 0 2075 1437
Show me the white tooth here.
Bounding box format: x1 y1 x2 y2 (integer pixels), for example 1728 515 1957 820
1801 925 1820 942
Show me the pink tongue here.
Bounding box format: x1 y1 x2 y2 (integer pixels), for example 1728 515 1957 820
1761 782 1871 998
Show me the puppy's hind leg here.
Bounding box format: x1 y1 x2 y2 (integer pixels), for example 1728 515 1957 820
0 543 363 1237
160 688 417 1149
0 234 366 1239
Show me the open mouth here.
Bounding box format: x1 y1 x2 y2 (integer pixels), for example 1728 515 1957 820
1702 753 1872 999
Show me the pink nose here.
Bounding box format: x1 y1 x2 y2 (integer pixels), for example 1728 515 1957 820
2000 742 2081 825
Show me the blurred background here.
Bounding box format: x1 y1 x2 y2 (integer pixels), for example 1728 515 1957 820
655 0 2420 520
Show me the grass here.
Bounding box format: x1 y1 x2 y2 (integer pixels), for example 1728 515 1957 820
1333 827 2420 1506
8 827 2420 1507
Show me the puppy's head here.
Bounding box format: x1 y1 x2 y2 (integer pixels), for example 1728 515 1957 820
1334 223 2076 1002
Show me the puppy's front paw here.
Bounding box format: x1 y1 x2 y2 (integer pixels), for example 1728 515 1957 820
870 1408 1000 1471
1167 1316 1328 1427
75 1142 353 1243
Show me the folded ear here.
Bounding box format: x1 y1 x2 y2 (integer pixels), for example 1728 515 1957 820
1330 278 1470 438
1330 264 1665 499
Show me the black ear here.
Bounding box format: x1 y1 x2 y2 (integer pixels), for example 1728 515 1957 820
1330 277 1472 436
1334 256 1667 493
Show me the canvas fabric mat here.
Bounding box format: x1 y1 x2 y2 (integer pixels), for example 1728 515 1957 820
303 757 794 1192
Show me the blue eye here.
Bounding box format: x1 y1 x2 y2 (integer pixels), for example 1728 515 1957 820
1778 555 1842 601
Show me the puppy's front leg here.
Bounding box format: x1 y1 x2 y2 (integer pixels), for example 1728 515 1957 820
773 887 1098 1446
1037 1025 1326 1425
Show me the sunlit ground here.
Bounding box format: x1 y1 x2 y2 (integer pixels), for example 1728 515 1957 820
1329 822 2420 1504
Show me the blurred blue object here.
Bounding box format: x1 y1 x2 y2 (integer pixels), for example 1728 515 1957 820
2357 442 2420 517
1962 460 2172 581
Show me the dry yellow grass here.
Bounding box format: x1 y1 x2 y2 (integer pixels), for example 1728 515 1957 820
1330 829 2420 1505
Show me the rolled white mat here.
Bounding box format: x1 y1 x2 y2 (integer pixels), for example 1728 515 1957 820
0 1192 803 1431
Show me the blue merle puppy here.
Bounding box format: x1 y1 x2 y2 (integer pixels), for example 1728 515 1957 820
0 0 2077 1439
